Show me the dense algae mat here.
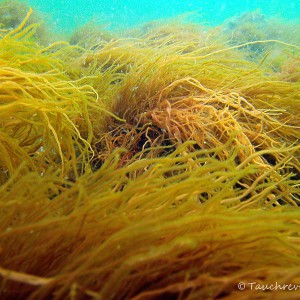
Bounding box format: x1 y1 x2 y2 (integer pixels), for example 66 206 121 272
1 7 300 300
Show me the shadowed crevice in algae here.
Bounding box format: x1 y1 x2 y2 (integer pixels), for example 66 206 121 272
0 3 300 300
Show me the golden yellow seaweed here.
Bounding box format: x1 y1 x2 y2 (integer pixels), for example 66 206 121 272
0 6 300 300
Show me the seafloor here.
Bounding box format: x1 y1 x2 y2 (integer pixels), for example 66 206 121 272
0 1 300 299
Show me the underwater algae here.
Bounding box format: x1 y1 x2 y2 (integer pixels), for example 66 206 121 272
0 5 300 300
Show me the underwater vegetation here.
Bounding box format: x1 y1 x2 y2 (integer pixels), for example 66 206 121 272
0 3 300 300
0 0 54 44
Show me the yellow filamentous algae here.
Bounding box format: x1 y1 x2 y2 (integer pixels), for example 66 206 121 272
0 6 300 300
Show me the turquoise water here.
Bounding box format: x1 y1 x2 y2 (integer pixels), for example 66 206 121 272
26 0 300 33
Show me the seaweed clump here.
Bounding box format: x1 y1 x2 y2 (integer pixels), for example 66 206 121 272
0 7 300 300
69 21 115 49
0 0 54 44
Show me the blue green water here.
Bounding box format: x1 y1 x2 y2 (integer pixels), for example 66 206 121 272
26 0 300 33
